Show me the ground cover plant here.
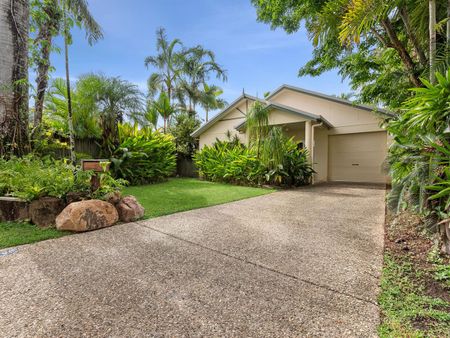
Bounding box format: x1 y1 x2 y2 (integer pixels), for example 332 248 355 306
379 212 450 337
0 155 125 201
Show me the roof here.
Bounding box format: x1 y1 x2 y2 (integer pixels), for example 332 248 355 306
267 84 393 116
191 94 264 137
234 102 333 131
191 84 392 139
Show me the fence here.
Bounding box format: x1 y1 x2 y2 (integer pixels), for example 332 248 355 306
53 138 101 160
176 156 198 178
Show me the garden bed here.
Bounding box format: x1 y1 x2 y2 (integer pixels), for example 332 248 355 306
379 212 450 337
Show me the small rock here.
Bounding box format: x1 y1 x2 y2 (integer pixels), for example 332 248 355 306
116 196 145 222
105 191 122 206
395 238 406 244
56 200 118 232
30 197 65 227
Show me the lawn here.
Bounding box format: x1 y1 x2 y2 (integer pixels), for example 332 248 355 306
0 178 273 250
123 178 274 218
0 222 69 250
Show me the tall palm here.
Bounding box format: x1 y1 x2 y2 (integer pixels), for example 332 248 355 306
179 46 227 116
145 28 183 105
148 92 175 133
61 0 103 163
247 101 270 159
199 84 227 122
0 0 29 156
30 0 61 128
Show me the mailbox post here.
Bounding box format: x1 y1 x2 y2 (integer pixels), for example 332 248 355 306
81 159 110 191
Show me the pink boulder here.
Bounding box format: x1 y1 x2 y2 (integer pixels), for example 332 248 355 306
116 196 145 222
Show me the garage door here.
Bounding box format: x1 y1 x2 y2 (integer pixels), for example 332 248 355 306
328 132 387 183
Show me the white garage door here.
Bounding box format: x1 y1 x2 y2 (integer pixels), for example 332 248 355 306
328 132 388 183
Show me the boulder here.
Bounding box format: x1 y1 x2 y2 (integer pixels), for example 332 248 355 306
105 191 122 206
0 197 29 222
56 200 118 232
29 197 65 227
116 196 145 222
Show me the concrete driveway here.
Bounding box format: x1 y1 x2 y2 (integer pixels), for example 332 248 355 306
0 184 385 337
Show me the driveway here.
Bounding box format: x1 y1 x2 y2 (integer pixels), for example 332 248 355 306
0 184 386 337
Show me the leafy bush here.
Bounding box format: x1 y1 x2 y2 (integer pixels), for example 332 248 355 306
194 137 313 187
194 140 266 185
111 123 176 185
0 156 126 201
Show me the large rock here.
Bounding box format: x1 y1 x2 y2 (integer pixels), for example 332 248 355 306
30 197 65 227
0 197 29 222
116 196 145 222
56 200 118 232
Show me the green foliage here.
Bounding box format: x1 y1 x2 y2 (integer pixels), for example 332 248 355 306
194 140 266 185
378 254 450 337
194 137 313 187
111 123 176 185
0 156 125 201
169 112 201 157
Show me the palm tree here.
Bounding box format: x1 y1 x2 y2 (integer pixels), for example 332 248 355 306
148 92 175 133
75 73 144 156
60 0 103 163
178 45 227 116
0 0 29 156
429 0 437 84
247 101 270 158
31 0 61 128
145 28 183 105
199 84 227 122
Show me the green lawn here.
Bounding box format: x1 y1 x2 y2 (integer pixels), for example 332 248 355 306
0 178 273 250
0 222 69 250
123 178 274 218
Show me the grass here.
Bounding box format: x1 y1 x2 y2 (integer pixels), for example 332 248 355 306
123 178 274 218
379 255 450 337
0 178 273 250
0 222 69 250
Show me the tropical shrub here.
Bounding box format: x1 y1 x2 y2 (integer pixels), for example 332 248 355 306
111 123 176 185
194 140 266 185
194 137 313 187
386 70 450 253
0 156 126 201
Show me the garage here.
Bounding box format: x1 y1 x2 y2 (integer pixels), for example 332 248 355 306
328 132 388 184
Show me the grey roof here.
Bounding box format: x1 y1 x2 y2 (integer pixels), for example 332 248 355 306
267 84 393 116
191 94 264 137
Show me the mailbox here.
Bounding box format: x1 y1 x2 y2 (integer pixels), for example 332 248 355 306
81 159 110 173
81 159 110 191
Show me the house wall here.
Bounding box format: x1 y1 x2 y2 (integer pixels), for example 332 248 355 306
270 89 384 135
313 127 328 183
199 100 249 148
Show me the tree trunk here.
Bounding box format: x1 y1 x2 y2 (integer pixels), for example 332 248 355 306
381 18 422 87
429 0 437 84
447 0 450 45
399 7 428 68
205 109 209 122
33 26 53 127
63 4 76 164
0 0 29 156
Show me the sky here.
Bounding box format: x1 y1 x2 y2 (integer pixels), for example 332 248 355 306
49 0 350 121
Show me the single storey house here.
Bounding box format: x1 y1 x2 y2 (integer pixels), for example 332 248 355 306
192 85 390 184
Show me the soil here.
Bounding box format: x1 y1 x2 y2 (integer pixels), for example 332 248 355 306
385 210 450 303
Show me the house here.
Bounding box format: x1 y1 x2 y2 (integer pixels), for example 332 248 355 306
192 85 391 184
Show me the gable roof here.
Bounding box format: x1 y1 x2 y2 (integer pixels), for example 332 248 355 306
234 102 333 131
191 94 263 138
267 84 393 116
